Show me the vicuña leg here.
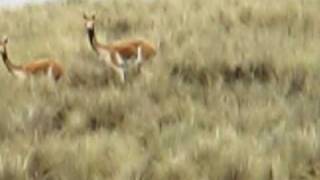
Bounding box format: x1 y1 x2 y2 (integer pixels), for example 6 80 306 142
135 46 143 74
47 66 53 80
115 53 127 83
104 53 125 83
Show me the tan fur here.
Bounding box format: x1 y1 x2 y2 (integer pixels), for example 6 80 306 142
21 59 64 81
83 13 156 82
107 39 156 61
0 37 64 81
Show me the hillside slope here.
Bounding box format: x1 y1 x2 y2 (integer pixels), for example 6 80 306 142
1 0 320 179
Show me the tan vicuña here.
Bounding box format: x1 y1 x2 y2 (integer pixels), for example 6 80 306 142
83 13 156 83
0 36 64 81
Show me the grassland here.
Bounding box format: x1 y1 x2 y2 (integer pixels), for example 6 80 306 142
1 0 320 179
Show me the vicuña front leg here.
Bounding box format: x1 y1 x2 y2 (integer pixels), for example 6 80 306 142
115 52 127 83
104 54 126 84
108 63 126 84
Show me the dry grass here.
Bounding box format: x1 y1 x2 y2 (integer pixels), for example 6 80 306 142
1 0 320 179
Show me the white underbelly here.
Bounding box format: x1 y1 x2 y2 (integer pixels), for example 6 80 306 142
12 70 27 79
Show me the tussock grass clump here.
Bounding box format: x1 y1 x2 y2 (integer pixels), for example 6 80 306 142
1 0 320 179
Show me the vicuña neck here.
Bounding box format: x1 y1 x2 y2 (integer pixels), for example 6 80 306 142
1 48 21 74
87 28 99 52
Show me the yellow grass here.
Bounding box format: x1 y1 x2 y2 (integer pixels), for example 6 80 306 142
1 0 320 179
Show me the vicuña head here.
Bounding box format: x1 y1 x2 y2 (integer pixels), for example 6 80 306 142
0 36 64 81
83 13 95 31
83 13 97 51
82 12 157 83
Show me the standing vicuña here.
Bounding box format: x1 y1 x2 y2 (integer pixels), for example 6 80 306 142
83 13 156 83
0 36 64 81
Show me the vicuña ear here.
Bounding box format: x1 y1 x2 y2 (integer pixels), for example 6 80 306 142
91 14 96 20
83 12 89 20
2 36 8 44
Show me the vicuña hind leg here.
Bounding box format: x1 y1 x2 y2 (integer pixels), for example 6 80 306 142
135 46 143 74
47 66 54 80
136 46 142 64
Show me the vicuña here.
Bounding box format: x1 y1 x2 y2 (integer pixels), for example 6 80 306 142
0 36 64 81
83 13 156 83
